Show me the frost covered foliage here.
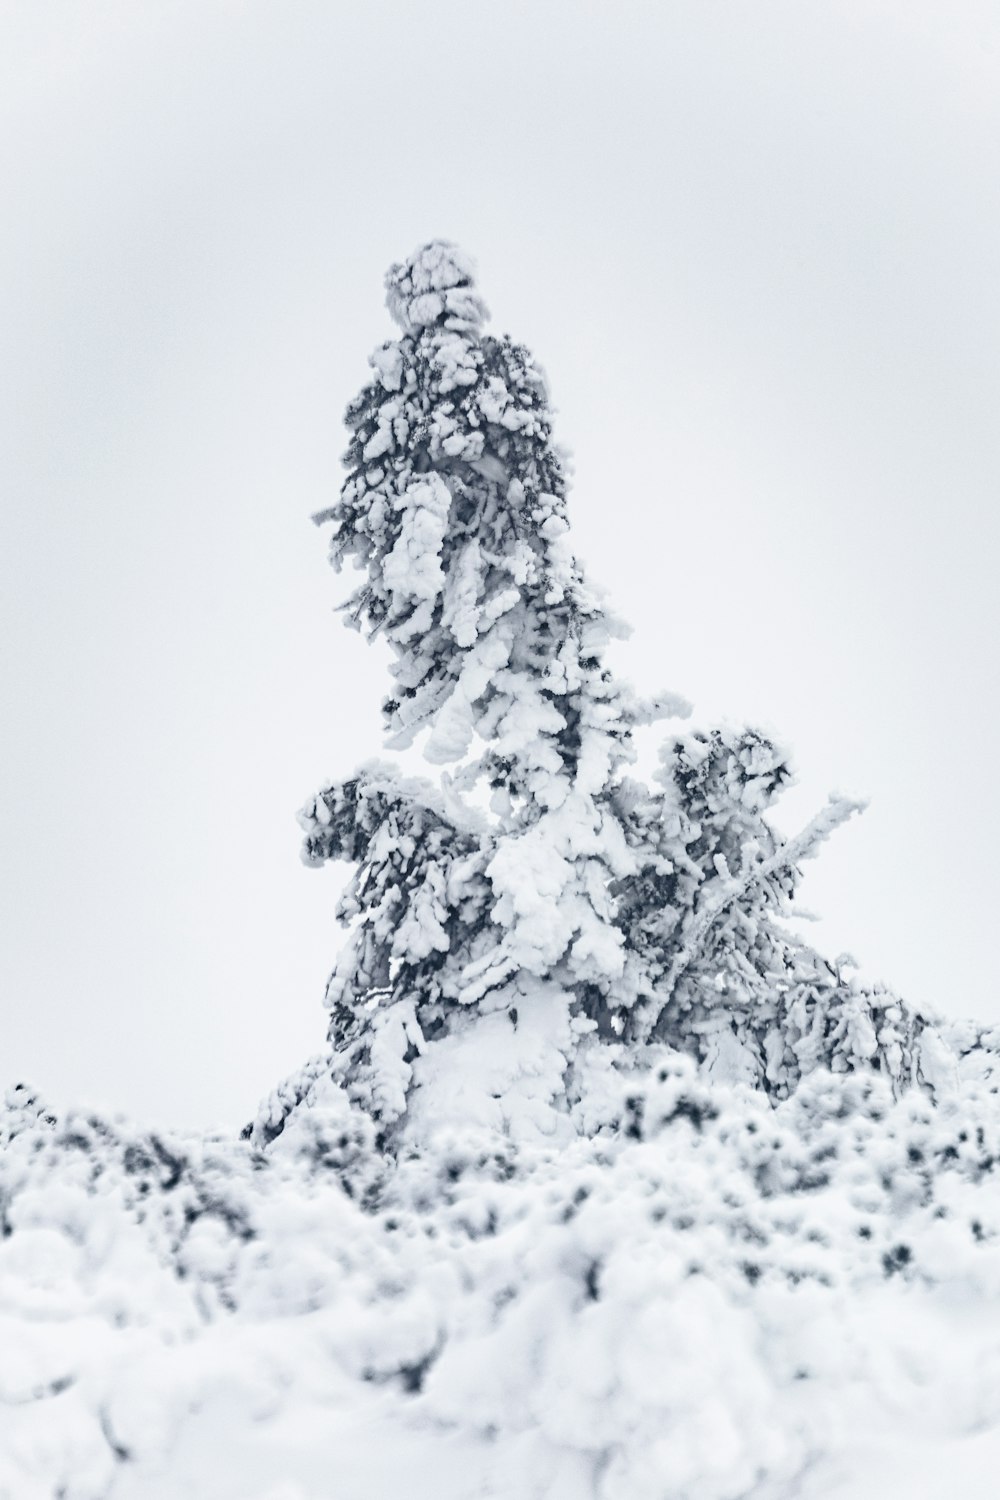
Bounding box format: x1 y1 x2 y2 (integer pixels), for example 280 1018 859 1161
297 240 940 1137
6 1061 1000 1499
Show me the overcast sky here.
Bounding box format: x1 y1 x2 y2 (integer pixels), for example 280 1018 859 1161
3 1 999 1130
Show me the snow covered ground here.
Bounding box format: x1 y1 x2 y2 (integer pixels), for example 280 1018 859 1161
4 1048 1000 1499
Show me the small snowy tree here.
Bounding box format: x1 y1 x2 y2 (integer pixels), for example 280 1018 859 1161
293 240 929 1145
615 728 924 1092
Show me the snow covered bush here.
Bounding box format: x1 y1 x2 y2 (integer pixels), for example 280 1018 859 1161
6 1056 1000 1498
5 241 1000 1500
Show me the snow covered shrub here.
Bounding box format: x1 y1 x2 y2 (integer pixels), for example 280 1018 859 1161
7 1056 1000 1500
0 1082 56 1147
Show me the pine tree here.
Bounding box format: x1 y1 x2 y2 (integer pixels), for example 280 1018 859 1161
291 240 933 1146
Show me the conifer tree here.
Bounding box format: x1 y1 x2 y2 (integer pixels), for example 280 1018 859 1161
292 240 932 1144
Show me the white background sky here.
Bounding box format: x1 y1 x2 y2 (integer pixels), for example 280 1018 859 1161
2 1 999 1131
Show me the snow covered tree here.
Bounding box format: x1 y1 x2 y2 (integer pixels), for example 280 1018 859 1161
614 728 925 1093
294 241 666 1140
293 239 932 1145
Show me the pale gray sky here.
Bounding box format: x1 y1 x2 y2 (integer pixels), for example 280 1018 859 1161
3 1 999 1129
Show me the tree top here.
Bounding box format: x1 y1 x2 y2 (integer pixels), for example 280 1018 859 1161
385 239 489 334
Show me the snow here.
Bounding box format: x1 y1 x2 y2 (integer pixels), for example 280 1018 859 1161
5 1063 1000 1498
381 476 452 639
